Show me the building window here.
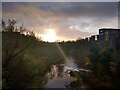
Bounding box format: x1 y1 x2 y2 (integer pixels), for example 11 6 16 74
105 32 109 41
100 30 103 33
95 35 97 41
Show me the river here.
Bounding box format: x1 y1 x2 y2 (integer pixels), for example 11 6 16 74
45 57 80 88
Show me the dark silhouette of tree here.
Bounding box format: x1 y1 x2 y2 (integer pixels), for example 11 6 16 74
2 19 37 88
2 19 36 67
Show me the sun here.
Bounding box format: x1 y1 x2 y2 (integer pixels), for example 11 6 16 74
43 29 57 42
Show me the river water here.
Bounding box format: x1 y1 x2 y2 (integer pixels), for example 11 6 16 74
45 58 78 88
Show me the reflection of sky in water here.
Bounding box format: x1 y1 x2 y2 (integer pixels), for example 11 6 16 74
45 75 76 88
45 57 77 88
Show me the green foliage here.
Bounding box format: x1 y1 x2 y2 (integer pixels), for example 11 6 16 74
2 19 64 88
88 46 114 75
87 43 120 88
2 32 64 88
70 71 86 81
3 56 33 88
68 71 86 88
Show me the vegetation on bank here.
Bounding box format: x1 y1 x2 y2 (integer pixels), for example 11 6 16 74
2 19 64 88
85 43 120 88
68 42 120 88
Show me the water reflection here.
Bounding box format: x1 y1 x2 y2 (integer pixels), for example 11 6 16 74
45 57 78 88
45 57 90 88
45 64 77 88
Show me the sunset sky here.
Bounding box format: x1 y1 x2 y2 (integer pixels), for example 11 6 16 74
2 2 118 42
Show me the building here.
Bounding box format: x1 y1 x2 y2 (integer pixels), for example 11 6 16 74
85 37 89 42
99 28 120 44
89 35 99 42
89 35 95 42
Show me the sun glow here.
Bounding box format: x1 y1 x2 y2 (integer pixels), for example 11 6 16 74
43 29 57 42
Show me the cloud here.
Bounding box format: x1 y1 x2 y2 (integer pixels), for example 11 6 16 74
3 2 118 18
2 2 118 41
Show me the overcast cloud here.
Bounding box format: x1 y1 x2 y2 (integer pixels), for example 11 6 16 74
2 2 118 41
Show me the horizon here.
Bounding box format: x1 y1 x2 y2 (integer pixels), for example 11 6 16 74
32 27 120 42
